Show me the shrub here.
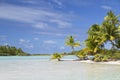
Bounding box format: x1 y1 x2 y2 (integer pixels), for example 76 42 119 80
94 54 103 62
101 55 108 62
111 53 120 60
76 50 87 60
94 54 109 62
51 53 63 61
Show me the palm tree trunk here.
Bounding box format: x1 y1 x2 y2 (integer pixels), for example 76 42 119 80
58 58 60 61
72 46 74 54
110 40 115 54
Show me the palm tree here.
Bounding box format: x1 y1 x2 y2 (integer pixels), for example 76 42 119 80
116 27 120 48
65 36 80 53
85 11 120 55
115 38 120 48
76 48 88 60
51 53 63 61
85 24 105 54
102 11 120 53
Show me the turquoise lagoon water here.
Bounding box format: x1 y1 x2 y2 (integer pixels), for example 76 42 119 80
0 56 120 80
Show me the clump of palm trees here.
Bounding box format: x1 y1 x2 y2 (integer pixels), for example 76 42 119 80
51 11 120 62
84 11 120 61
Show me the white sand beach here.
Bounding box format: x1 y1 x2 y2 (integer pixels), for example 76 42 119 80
79 60 120 65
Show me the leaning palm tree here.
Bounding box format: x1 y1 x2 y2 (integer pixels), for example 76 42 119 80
102 11 120 53
115 38 120 48
65 36 80 53
51 53 63 61
85 24 105 54
85 37 100 54
84 11 120 56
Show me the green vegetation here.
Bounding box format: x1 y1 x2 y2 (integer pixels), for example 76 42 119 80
52 11 120 62
85 11 120 54
65 35 80 53
51 53 63 61
31 54 50 56
0 45 29 56
51 35 80 61
81 11 120 61
76 49 87 60
94 54 108 62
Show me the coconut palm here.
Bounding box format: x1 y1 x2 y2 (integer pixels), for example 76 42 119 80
51 53 63 61
65 36 80 53
85 37 101 54
102 11 120 52
85 11 120 54
76 48 90 60
115 38 120 48
85 24 105 54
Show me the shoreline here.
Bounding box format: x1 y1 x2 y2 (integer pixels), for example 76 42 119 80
60 59 120 65
79 60 120 65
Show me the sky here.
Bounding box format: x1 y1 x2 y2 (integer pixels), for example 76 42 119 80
0 0 120 54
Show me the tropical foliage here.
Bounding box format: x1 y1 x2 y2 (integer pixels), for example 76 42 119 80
85 24 103 54
85 11 120 56
76 49 88 60
51 53 63 61
0 45 29 56
94 54 109 62
102 11 120 52
65 36 80 52
51 11 120 62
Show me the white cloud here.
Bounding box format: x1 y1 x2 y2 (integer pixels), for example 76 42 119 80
44 40 57 44
0 3 72 29
25 44 34 48
19 39 34 49
34 22 48 29
19 39 30 44
34 37 39 41
53 0 63 6
0 4 35 23
19 39 25 43
60 46 65 49
21 0 37 4
50 19 71 28
35 31 79 37
101 5 112 10
35 32 66 36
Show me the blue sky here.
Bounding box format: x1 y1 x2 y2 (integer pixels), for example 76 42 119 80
0 0 120 54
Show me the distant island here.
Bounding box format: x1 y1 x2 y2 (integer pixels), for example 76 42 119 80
31 54 51 56
0 45 29 56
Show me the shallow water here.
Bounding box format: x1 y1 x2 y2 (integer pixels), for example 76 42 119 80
0 56 120 80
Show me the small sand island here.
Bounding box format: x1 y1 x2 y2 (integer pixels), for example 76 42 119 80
51 11 120 65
